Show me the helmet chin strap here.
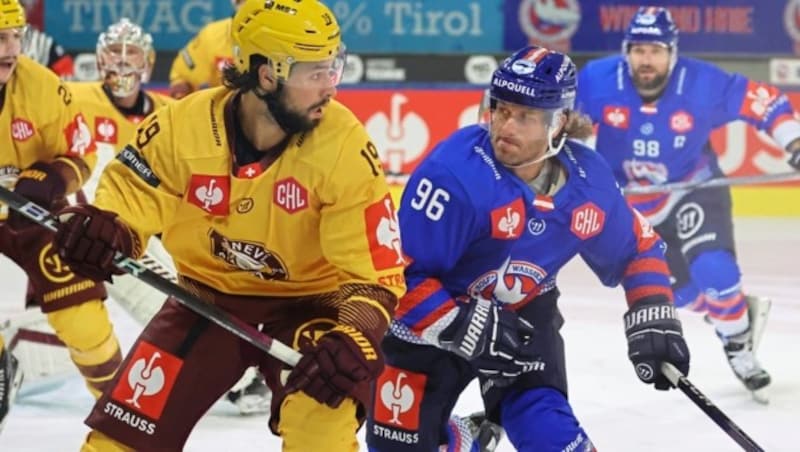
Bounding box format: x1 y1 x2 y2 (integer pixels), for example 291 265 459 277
500 124 568 169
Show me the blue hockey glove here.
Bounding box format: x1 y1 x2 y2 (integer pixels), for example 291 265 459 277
624 298 690 390
439 296 538 385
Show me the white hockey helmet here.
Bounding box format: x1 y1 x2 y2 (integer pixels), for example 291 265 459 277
96 18 155 97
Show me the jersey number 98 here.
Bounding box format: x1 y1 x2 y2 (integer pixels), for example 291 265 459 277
410 177 450 221
633 139 660 158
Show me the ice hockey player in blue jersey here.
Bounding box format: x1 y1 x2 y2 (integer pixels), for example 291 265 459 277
365 46 691 452
576 6 800 402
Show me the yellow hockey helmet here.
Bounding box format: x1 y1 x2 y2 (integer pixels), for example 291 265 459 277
0 0 26 30
231 0 344 84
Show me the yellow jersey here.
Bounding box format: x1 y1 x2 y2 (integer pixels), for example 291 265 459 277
0 56 97 218
169 18 233 91
65 81 173 200
94 87 405 325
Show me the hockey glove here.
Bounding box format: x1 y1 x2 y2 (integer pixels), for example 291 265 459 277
54 204 136 282
624 298 690 390
285 325 383 408
7 161 67 231
439 296 538 385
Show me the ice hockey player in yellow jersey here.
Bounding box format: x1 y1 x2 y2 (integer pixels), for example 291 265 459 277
0 0 123 431
54 0 406 450
169 0 245 99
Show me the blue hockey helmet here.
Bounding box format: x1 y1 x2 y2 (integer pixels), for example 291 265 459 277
623 6 678 51
489 45 577 111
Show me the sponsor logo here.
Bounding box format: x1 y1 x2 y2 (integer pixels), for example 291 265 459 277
468 256 547 306
117 145 161 187
209 229 288 280
518 0 581 45
188 175 229 215
374 366 426 431
64 113 96 156
95 116 118 143
490 198 525 239
603 105 629 129
527 218 547 235
273 177 308 214
365 194 405 270
464 55 498 84
103 401 157 435
570 202 605 240
675 202 704 239
38 243 75 284
739 81 780 120
11 118 34 141
110 340 183 421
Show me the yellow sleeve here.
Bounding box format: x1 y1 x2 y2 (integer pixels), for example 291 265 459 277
93 105 184 256
319 124 406 336
37 79 97 191
169 28 215 90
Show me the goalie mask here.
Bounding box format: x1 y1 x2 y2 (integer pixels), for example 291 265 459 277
96 18 155 98
481 45 577 168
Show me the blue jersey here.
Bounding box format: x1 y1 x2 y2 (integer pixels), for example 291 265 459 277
394 125 672 342
577 55 800 223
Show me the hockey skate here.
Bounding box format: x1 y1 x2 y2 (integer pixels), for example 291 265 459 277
0 347 24 433
722 295 772 404
460 411 505 452
225 367 271 415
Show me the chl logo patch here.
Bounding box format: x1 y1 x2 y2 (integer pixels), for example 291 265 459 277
570 202 605 240
670 110 693 134
273 177 308 214
11 118 35 141
373 365 426 430
110 340 183 421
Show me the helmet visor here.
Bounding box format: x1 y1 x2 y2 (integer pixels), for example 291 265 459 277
282 45 346 89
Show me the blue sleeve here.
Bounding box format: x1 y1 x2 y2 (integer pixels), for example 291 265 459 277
395 160 480 334
707 66 797 133
576 66 599 122
579 191 673 307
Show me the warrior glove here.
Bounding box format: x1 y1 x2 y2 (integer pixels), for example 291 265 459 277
7 161 67 231
439 296 538 385
624 298 690 390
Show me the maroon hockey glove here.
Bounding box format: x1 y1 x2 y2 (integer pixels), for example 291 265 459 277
7 162 67 231
285 325 383 408
54 204 135 282
624 298 690 390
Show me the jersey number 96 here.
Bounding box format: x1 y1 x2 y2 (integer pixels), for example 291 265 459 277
410 177 450 221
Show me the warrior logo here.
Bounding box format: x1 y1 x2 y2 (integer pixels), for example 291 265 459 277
209 229 288 280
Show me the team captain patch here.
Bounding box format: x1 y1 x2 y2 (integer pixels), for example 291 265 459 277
117 145 161 187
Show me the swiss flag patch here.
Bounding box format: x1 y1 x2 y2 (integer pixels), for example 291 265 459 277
603 105 629 129
187 174 230 215
95 116 118 143
570 202 606 240
373 365 426 430
491 198 525 240
365 194 404 270
110 340 183 421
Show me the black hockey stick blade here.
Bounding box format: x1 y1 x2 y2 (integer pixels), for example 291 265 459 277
0 185 302 366
661 363 764 452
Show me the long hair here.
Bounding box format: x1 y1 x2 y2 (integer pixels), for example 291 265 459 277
222 54 269 91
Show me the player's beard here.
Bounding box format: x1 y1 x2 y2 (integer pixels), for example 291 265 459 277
257 83 323 135
632 66 669 93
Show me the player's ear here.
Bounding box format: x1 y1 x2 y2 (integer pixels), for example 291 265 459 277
256 62 277 92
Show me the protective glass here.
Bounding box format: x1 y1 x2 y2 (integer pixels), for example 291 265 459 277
282 45 347 89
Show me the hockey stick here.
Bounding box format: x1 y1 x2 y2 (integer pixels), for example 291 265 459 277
623 171 800 195
0 186 302 367
661 363 764 452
